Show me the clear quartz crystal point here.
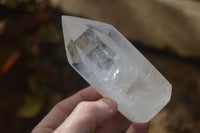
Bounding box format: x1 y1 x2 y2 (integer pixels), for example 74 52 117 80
61 15 172 123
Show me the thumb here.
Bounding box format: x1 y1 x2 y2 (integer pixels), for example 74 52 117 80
54 98 118 133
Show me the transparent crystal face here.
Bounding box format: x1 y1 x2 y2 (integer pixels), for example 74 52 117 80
62 16 172 123
67 27 139 93
77 29 115 70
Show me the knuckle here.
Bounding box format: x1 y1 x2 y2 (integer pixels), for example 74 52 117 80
55 102 66 113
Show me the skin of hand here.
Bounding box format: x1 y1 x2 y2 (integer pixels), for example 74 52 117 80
31 86 150 133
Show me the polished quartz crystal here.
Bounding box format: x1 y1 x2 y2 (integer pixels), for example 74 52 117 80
61 15 172 123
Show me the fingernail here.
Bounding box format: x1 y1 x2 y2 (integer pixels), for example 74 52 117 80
101 97 116 110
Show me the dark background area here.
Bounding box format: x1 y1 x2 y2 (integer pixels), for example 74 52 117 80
0 0 200 133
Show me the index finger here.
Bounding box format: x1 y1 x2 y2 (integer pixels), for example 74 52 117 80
32 86 102 133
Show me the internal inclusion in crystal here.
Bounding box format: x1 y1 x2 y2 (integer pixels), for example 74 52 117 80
66 25 141 92
67 28 117 76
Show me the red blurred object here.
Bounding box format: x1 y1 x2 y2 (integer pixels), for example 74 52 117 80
22 13 48 31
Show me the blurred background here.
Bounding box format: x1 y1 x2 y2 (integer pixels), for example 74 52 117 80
0 0 200 132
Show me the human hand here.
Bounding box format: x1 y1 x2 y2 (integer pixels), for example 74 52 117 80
32 86 150 133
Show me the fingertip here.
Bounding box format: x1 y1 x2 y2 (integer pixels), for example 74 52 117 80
127 122 150 133
132 121 150 127
101 97 118 113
